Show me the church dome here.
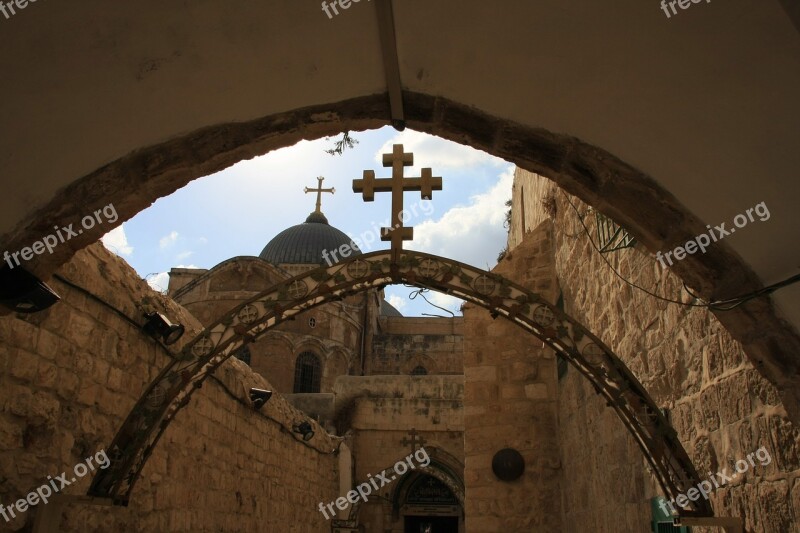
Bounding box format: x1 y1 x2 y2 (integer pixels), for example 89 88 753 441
259 211 360 266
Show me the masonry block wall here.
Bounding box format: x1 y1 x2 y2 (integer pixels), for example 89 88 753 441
168 258 365 395
462 222 562 532
509 168 800 532
370 317 464 375
335 375 464 532
0 244 338 532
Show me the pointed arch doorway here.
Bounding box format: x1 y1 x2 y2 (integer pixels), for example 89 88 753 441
401 474 461 533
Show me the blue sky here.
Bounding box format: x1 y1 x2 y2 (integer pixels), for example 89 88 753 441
102 127 514 316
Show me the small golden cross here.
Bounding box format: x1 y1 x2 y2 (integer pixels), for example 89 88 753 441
304 176 335 213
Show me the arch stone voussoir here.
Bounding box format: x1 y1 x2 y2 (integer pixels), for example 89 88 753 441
6 92 798 424
89 250 714 519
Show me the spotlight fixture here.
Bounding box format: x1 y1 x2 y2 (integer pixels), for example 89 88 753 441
0 266 60 313
143 311 185 345
292 421 315 441
249 388 272 410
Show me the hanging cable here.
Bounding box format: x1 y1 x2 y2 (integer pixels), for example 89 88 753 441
53 274 341 454
561 192 799 311
405 285 455 318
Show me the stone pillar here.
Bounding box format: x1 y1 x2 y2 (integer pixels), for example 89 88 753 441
463 221 561 531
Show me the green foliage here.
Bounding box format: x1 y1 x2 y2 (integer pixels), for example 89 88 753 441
496 245 508 262
325 131 359 156
503 199 512 228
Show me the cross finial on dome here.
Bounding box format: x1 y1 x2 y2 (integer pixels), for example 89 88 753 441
304 176 335 215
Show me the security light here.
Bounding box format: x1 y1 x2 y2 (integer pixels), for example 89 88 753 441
0 266 60 313
292 421 315 441
143 312 185 345
249 388 272 410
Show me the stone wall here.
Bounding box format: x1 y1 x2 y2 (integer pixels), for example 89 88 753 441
333 375 465 532
169 257 366 394
0 244 339 532
369 317 464 375
509 168 800 532
462 222 562 532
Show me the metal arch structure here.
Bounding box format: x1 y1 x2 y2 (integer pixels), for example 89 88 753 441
88 249 713 517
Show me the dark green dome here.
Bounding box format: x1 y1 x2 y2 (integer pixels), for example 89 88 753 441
259 212 361 265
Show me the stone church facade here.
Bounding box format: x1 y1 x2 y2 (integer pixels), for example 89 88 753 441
166 201 467 532
0 170 797 532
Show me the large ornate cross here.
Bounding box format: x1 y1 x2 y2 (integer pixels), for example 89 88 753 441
304 176 335 213
352 144 442 261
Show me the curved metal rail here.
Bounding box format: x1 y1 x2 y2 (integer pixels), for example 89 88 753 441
88 250 712 517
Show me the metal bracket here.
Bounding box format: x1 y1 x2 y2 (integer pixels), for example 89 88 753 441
375 0 405 130
676 515 743 533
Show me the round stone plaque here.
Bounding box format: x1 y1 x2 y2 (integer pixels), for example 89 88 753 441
492 448 525 482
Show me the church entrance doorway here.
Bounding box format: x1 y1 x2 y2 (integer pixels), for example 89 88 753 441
400 474 461 533
404 516 458 533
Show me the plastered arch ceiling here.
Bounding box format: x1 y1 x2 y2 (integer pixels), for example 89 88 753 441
0 3 798 326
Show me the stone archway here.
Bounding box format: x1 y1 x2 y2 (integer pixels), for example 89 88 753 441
7 93 798 425
89 249 713 518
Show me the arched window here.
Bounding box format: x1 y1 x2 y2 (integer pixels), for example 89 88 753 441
293 352 322 393
234 346 251 366
410 365 428 376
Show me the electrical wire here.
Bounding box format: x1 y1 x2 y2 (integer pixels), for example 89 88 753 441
51 273 148 329
206 374 344 455
561 192 800 311
405 285 455 317
52 273 341 455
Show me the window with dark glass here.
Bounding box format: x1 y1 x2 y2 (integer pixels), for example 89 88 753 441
293 351 322 393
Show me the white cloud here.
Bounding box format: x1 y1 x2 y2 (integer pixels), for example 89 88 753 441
377 130 504 171
146 272 170 293
176 251 193 261
102 225 134 256
146 264 200 293
408 167 514 269
159 231 179 249
387 294 407 311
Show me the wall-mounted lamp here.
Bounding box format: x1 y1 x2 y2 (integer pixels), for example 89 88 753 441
0 266 60 313
249 388 272 410
292 421 315 441
143 312 185 345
